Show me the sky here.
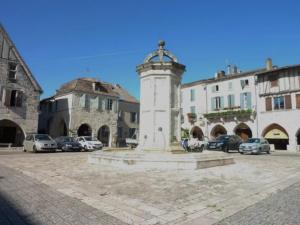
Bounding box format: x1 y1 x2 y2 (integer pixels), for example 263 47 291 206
1 0 300 99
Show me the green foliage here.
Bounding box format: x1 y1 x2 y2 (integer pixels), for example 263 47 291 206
181 128 190 139
203 109 252 120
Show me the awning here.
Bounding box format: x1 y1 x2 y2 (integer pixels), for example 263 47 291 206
264 129 288 139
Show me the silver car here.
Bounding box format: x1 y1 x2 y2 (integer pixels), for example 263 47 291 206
239 138 271 154
24 134 57 153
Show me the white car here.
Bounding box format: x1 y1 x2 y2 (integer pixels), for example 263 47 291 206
76 136 103 151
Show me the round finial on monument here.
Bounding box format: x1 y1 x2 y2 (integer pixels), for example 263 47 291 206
158 40 165 49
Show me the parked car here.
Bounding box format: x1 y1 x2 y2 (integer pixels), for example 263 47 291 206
239 138 271 154
55 136 82 152
75 136 103 151
207 135 243 152
24 134 57 153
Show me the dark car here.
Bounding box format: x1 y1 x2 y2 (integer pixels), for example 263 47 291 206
207 135 243 152
55 136 82 152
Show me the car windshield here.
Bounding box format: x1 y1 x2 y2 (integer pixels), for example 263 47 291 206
246 138 260 143
216 135 229 141
35 134 51 141
84 137 98 141
63 137 75 142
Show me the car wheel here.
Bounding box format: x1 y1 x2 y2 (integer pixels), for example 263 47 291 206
199 145 204 152
84 146 88 152
240 152 244 154
267 150 270 154
33 145 37 153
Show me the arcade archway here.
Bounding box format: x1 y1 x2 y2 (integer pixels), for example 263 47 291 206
190 126 204 140
211 125 227 138
234 123 252 140
296 129 300 145
77 123 92 136
0 119 25 146
98 125 110 147
262 123 289 150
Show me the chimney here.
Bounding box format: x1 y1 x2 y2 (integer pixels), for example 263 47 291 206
266 58 273 71
233 65 238 74
215 70 226 79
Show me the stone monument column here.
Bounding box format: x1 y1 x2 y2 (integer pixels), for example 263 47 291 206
136 41 185 152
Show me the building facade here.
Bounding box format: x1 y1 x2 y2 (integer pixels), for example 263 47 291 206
39 78 139 147
181 59 300 151
0 25 42 146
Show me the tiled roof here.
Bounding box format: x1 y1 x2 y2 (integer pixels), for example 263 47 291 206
182 68 266 88
43 77 139 104
255 64 300 76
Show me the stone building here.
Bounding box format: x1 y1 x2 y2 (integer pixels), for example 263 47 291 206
0 24 42 146
113 85 139 146
181 58 300 151
39 78 139 147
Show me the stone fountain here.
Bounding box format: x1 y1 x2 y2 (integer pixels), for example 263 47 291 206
88 41 234 170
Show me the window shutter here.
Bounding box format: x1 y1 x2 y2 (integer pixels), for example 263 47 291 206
265 97 272 111
0 85 3 102
4 89 11 106
285 95 292 109
296 94 300 109
113 100 118 113
240 93 244 109
220 96 224 109
211 97 215 111
246 92 252 109
231 95 235 107
98 97 102 111
16 91 23 107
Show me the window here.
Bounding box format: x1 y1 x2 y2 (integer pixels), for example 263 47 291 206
227 94 235 108
273 96 284 110
212 85 219 92
240 79 249 89
265 97 272 111
106 99 113 111
296 94 300 109
190 106 196 113
8 63 17 80
270 75 279 87
190 89 195 101
4 90 23 107
211 96 223 110
130 112 138 123
240 92 251 109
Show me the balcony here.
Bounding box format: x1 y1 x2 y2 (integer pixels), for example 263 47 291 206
203 109 253 120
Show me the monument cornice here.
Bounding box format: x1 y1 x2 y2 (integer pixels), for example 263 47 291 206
136 61 186 74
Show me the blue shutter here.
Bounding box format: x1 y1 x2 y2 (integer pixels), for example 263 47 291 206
220 96 224 109
240 93 244 109
231 95 235 107
227 95 230 108
246 92 252 109
211 97 215 111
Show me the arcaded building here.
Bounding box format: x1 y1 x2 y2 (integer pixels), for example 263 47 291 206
181 59 300 151
39 78 139 147
0 24 42 146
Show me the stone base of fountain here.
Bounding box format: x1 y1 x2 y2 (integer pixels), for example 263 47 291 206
88 150 234 170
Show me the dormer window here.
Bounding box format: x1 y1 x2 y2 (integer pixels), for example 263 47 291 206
8 62 17 81
94 82 107 92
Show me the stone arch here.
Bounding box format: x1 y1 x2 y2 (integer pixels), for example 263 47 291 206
0 119 25 146
190 126 204 140
210 125 227 138
77 123 92 136
234 123 252 140
262 123 289 150
98 125 110 147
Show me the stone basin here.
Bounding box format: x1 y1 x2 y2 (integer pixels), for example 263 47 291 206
88 150 234 170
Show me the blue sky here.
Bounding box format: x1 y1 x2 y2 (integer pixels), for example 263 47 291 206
1 0 300 99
